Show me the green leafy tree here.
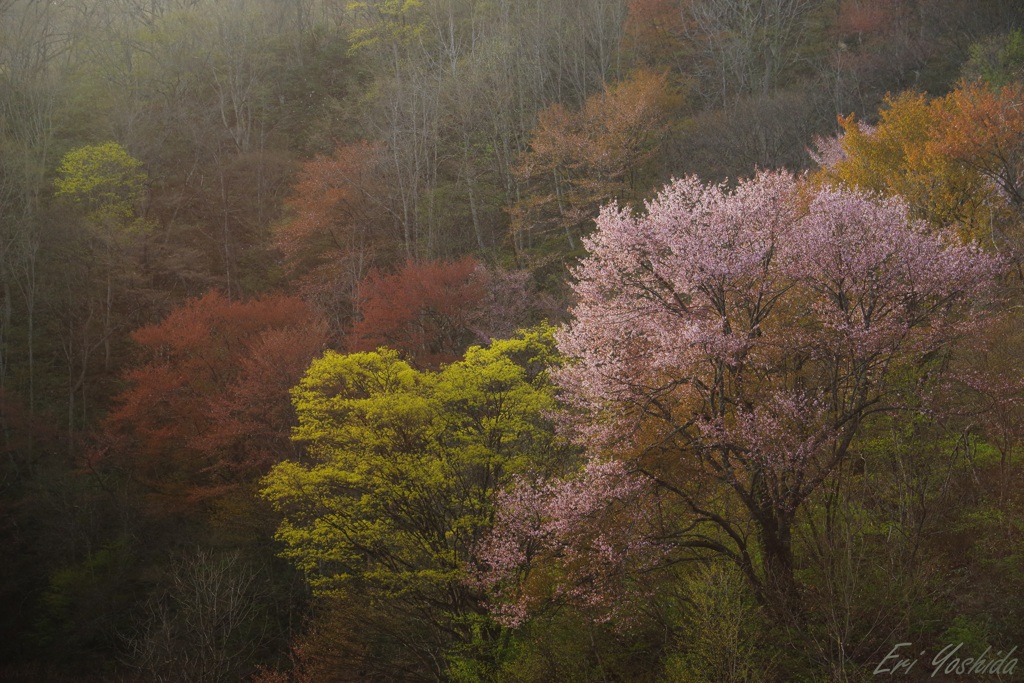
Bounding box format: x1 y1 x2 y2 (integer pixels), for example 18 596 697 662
54 141 147 230
261 326 573 679
52 141 151 420
347 0 427 56
963 29 1024 87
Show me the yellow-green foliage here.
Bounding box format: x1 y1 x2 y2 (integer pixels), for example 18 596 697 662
347 0 425 54
662 563 769 683
261 325 570 601
54 141 147 228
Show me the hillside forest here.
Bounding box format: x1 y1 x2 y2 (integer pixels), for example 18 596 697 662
3 0 1024 681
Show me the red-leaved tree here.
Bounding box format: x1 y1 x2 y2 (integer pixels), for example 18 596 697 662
480 171 1000 618
96 291 327 511
349 257 543 368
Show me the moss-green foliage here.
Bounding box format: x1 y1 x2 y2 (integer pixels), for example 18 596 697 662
347 0 426 55
964 29 1024 87
662 563 771 683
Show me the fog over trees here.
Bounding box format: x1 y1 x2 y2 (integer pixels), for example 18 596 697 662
2 0 1024 680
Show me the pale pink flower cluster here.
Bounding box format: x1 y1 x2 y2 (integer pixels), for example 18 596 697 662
478 171 1001 626
556 172 998 454
807 122 874 169
556 171 806 453
808 132 847 169
474 459 660 627
781 188 995 360
712 390 834 470
952 368 1024 410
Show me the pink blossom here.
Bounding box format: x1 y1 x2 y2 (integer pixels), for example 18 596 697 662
475 460 661 627
808 122 874 169
478 172 1002 623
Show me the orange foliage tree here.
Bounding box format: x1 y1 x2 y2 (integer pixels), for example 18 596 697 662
813 92 995 238
813 82 1024 250
935 81 1024 220
96 291 327 511
276 141 399 334
511 69 676 254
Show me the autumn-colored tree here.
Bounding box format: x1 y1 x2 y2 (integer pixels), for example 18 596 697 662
511 69 676 254
277 141 397 334
813 83 1024 250
97 291 327 511
348 257 542 368
813 92 998 241
482 172 999 619
279 141 391 266
933 81 1024 237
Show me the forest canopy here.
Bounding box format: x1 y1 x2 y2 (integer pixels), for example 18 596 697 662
2 1 1024 681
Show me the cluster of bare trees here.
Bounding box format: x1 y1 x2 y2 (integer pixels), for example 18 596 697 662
346 0 633 259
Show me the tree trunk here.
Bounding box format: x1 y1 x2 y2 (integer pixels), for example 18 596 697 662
758 507 800 620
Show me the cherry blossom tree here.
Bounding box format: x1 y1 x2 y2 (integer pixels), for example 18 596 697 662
481 171 1000 618
474 458 657 627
